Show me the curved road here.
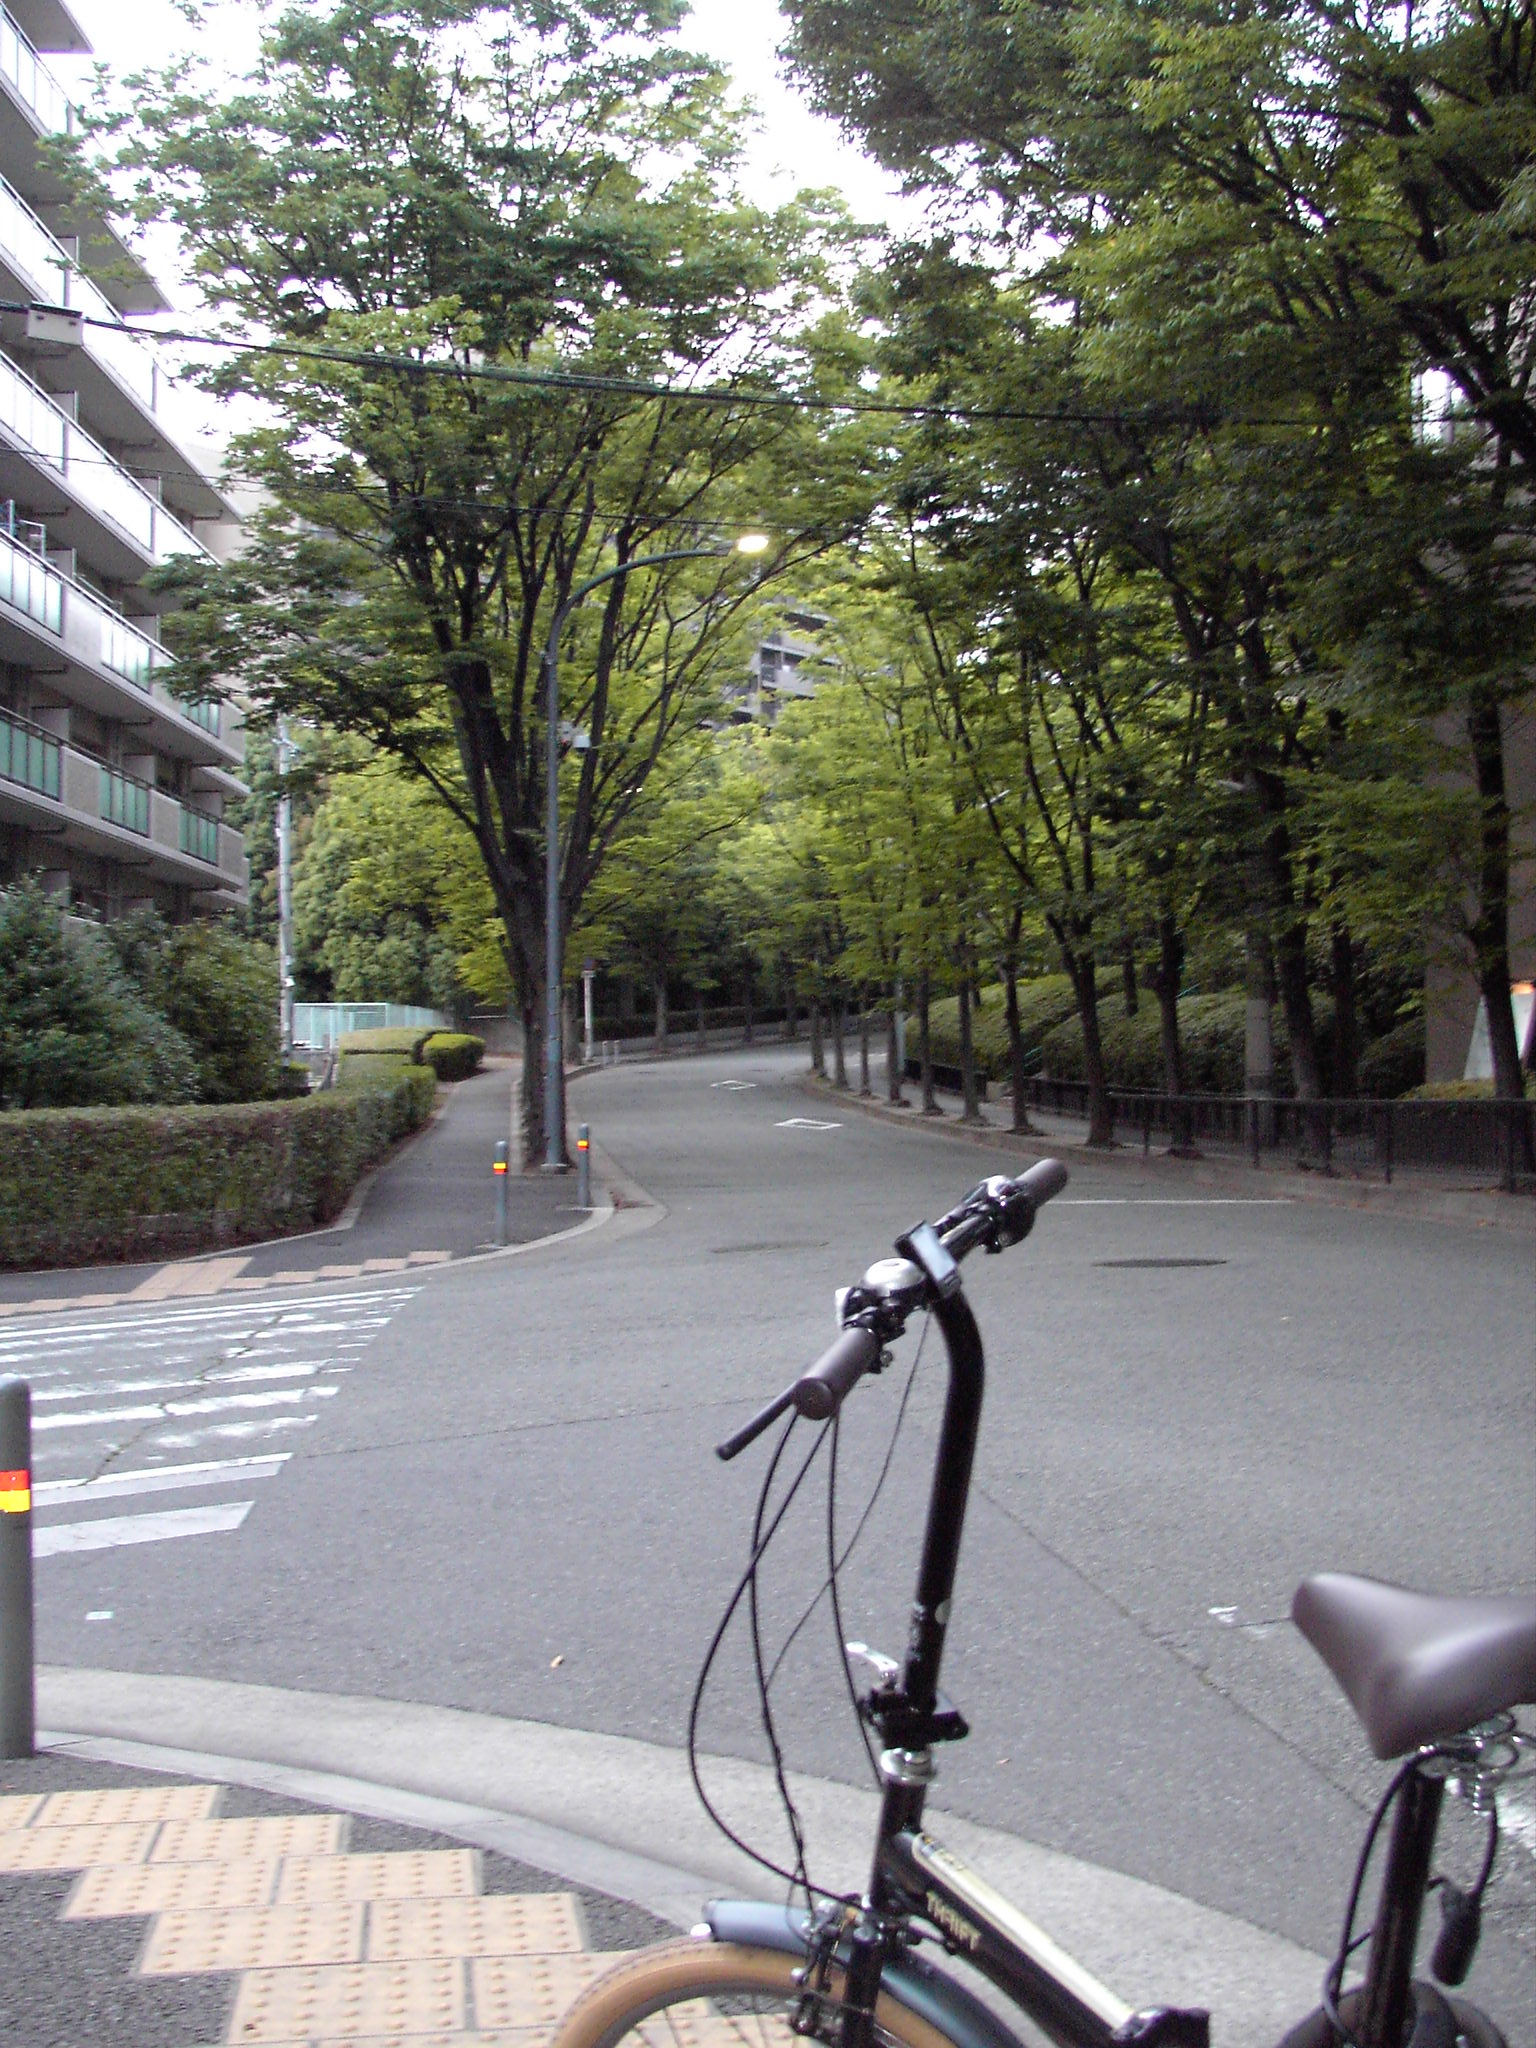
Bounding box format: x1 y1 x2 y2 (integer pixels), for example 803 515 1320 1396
21 1043 1536 2038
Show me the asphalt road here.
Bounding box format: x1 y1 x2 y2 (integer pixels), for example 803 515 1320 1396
23 1044 1536 2035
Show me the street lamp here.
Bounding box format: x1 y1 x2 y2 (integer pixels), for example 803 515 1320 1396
541 532 769 1169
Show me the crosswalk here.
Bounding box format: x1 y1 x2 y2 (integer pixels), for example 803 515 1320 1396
0 1288 417 1559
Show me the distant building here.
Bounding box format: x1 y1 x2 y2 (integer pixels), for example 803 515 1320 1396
728 606 829 724
0 0 248 920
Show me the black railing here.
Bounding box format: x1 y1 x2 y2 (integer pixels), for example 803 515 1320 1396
1020 1081 1535 1192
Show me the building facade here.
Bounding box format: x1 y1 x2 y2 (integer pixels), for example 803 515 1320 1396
729 606 828 724
0 0 247 921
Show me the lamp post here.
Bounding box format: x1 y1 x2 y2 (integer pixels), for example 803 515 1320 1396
541 533 768 1170
275 719 299 1061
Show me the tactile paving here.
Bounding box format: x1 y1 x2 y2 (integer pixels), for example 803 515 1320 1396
225 1958 465 2040
154 1814 345 1863
141 1901 365 1974
0 1821 158 1871
67 1858 280 1918
367 1893 584 1960
38 1784 219 1827
470 1952 616 2030
277 1850 478 1904
0 1792 42 1829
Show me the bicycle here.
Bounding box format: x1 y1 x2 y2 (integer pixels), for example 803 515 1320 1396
552 1160 1536 2048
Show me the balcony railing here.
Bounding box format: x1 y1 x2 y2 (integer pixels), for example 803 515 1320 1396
0 7 70 138
0 703 58 798
99 762 150 834
0 349 209 564
183 697 220 735
178 802 219 864
0 174 65 304
0 523 60 631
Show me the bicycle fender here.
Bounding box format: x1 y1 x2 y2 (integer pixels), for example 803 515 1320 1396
703 1901 1034 2048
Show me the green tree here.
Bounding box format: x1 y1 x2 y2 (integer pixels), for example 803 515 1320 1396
0 885 199 1110
89 0 869 1161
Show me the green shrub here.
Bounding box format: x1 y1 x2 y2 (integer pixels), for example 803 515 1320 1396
1356 1018 1426 1098
337 1027 434 1058
107 909 280 1104
421 1032 484 1081
1406 1077 1494 1100
927 976 1098 1082
0 1064 436 1268
0 883 199 1109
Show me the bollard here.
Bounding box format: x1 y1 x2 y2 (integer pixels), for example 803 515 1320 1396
493 1138 509 1245
576 1123 591 1210
0 1377 35 1759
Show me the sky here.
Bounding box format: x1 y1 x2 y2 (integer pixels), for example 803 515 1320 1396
54 0 919 276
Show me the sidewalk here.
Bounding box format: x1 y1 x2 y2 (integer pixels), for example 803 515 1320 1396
0 1064 596 1318
2 1667 1329 2048
801 1072 1536 1234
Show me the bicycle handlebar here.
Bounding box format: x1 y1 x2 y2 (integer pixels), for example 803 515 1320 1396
716 1160 1069 1461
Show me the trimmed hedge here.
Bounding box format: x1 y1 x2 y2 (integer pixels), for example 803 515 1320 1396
0 1066 437 1270
337 1027 435 1058
422 1032 484 1081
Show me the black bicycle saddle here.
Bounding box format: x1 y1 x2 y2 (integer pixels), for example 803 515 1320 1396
1293 1573 1536 1759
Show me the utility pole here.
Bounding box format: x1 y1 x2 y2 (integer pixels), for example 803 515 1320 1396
276 720 297 1060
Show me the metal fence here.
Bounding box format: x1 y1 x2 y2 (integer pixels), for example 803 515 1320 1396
292 1002 451 1049
1021 1081 1536 1191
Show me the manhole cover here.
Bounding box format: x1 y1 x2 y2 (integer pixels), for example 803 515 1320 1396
1093 1257 1229 1269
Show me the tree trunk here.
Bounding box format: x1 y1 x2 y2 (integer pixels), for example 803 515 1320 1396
654 975 668 1049
858 998 871 1096
743 963 754 1045
1145 914 1192 1152
781 964 796 1041
886 997 904 1104
958 972 981 1121
517 986 543 1168
1060 939 1113 1146
832 995 848 1089
1330 924 1360 1100
918 967 939 1114
1002 956 1035 1135
1467 689 1528 1101
809 995 825 1076
1121 949 1138 1016
1260 814 1322 1100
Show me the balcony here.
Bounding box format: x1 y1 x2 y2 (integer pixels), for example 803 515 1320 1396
0 699 57 797
0 719 245 893
0 6 69 139
0 346 211 575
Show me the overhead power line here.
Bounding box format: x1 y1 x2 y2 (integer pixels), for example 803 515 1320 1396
29 301 1476 437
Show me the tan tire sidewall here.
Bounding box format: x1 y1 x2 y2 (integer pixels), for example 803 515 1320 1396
552 1938 959 2048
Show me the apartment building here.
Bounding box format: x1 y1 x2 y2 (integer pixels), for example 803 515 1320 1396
730 606 829 724
0 0 247 921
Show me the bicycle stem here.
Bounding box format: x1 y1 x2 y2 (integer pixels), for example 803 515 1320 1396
871 1285 986 1865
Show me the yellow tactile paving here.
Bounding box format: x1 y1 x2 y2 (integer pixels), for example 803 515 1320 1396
142 1901 365 1974
470 1952 617 2030
367 1893 584 1961
154 1815 346 1864
0 1821 158 1871
39 1784 219 1827
0 1792 43 1829
278 1851 479 1905
225 1958 465 2040
67 1858 280 1918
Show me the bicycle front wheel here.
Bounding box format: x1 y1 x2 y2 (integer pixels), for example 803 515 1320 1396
552 1937 960 2048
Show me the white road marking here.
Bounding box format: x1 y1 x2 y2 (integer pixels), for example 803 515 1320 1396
34 1386 339 1432
711 1080 758 1091
34 1501 254 1556
152 1417 320 1449
35 1455 289 1507
775 1117 842 1130
32 1361 323 1403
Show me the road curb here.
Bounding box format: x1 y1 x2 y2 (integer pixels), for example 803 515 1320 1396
799 1076 1536 1235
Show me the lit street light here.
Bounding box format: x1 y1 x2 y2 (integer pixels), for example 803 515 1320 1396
541 532 769 1169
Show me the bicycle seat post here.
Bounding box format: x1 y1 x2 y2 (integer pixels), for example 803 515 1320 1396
1355 1764 1444 2048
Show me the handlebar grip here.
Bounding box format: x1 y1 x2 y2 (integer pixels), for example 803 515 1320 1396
793 1326 882 1421
1015 1158 1069 1206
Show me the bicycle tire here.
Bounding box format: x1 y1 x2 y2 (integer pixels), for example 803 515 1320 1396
551 1937 962 2048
